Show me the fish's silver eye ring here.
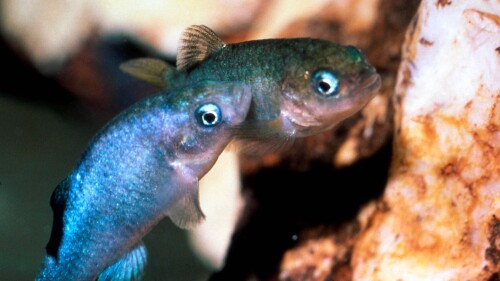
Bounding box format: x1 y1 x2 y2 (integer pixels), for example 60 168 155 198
195 103 222 127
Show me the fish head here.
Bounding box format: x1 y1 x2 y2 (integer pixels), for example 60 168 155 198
169 81 252 177
280 40 381 137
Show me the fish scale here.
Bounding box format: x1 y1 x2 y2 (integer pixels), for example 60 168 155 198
36 82 252 281
122 25 381 142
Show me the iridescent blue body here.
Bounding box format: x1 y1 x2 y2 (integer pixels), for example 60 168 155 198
36 82 252 281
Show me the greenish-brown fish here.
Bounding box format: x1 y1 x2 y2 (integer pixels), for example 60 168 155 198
121 25 381 144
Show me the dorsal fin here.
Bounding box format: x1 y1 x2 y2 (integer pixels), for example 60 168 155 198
177 25 226 71
119 58 173 88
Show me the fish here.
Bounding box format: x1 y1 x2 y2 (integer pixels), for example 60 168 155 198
121 25 381 147
36 81 252 281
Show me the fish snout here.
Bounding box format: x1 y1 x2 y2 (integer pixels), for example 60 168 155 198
357 68 381 98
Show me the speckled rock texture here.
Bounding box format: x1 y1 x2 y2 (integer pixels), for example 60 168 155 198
351 1 500 280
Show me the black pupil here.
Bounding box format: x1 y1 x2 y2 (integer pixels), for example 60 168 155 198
319 81 331 93
203 112 216 124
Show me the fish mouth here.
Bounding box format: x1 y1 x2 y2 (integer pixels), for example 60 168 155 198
357 70 381 95
344 72 380 115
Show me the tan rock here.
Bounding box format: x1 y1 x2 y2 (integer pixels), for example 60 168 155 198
352 1 500 280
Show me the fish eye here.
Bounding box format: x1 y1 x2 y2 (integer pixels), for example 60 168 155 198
195 103 222 127
311 69 340 97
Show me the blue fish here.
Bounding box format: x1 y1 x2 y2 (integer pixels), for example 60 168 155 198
36 81 252 281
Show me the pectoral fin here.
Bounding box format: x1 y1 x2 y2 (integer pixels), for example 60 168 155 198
231 118 288 139
98 242 147 281
46 179 70 258
231 118 296 154
119 58 173 88
167 178 205 229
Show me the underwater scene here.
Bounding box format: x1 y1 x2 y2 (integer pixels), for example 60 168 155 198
1 0 498 280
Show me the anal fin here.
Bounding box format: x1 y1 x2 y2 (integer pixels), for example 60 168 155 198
98 242 148 281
